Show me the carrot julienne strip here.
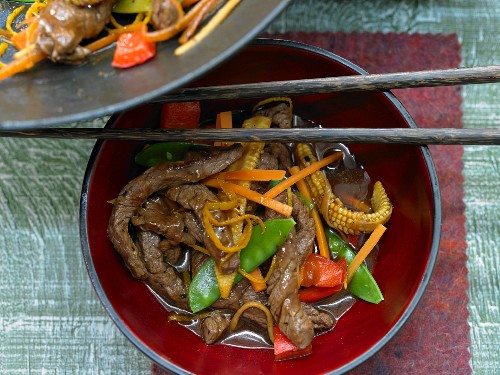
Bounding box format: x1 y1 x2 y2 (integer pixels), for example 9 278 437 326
264 151 342 199
0 49 45 81
204 180 293 217
205 169 286 182
239 267 267 292
346 223 387 286
290 166 330 259
214 110 233 146
85 33 119 53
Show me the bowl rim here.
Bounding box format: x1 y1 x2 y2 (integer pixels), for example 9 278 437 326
79 38 442 375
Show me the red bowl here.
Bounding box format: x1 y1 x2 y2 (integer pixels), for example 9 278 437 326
80 39 440 374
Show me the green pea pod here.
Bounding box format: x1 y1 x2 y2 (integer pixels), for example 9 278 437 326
189 218 295 313
134 142 207 167
326 228 384 304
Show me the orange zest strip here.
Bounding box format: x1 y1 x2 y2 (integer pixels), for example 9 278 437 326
229 301 274 343
264 151 342 199
204 180 292 217
6 5 25 34
143 0 212 42
205 169 286 183
0 50 45 81
290 166 330 259
214 110 233 147
346 224 387 286
202 207 252 253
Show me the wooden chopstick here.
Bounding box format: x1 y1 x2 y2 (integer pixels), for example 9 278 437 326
151 65 500 103
2 127 499 145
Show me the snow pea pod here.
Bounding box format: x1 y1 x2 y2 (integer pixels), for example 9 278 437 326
134 142 207 167
326 228 384 304
189 218 295 313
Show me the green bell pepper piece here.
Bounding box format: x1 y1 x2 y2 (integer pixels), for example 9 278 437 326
326 228 384 304
113 0 152 14
134 142 207 167
188 218 295 313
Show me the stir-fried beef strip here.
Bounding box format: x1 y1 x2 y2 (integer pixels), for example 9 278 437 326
132 195 198 246
249 148 280 197
255 103 292 129
211 279 248 310
108 144 243 305
240 287 269 329
136 230 167 274
190 250 209 278
158 238 182 265
200 313 232 344
165 184 239 274
266 143 292 171
151 0 182 30
267 194 316 349
302 304 335 332
135 230 188 305
37 0 117 62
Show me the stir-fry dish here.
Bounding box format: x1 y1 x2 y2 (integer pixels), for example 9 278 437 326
0 0 239 80
107 98 393 361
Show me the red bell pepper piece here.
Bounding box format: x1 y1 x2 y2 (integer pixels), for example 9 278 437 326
298 285 343 302
301 254 347 288
273 326 312 361
112 27 156 69
160 102 201 129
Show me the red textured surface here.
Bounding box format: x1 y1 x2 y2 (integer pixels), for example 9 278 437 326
262 32 470 374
